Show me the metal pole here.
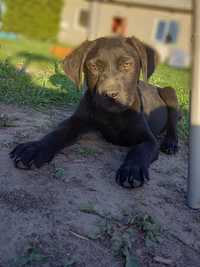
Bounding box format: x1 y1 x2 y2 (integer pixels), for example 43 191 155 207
187 0 200 209
88 0 100 40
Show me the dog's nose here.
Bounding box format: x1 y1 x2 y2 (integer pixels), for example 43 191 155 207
110 92 119 98
98 78 120 99
102 91 119 99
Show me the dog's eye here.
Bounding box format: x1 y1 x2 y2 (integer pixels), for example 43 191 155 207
88 62 98 72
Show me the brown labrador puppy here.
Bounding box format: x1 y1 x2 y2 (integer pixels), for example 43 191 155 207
10 36 179 188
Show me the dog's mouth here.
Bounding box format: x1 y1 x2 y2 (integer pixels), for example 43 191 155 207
93 93 128 112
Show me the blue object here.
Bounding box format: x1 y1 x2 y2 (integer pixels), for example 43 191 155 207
155 20 166 41
168 21 179 43
0 31 17 40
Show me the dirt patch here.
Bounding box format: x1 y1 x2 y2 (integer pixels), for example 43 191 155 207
0 104 199 267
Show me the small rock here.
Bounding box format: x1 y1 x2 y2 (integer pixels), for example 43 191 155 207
154 256 173 265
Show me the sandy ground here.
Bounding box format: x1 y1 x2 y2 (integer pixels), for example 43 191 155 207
0 104 200 267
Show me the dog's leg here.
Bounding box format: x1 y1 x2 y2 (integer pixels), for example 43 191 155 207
10 97 91 169
158 87 179 154
116 118 159 188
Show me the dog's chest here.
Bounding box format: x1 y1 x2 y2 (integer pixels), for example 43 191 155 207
92 110 133 146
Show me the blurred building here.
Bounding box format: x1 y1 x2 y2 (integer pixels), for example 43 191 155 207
58 0 192 67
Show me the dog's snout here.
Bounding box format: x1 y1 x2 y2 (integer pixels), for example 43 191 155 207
98 83 120 99
101 90 119 99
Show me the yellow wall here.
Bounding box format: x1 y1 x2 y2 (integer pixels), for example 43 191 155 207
58 0 89 45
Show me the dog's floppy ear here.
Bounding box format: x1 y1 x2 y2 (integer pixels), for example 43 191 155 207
144 43 159 78
63 40 94 88
127 36 159 81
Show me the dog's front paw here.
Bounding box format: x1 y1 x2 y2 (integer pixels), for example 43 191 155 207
161 136 178 155
10 141 55 169
116 163 149 188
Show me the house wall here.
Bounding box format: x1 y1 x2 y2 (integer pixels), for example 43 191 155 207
58 0 89 45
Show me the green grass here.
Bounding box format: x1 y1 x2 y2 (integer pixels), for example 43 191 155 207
0 38 52 59
0 38 81 108
0 38 190 137
0 60 81 108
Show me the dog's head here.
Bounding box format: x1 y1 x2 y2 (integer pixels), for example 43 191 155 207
63 36 158 112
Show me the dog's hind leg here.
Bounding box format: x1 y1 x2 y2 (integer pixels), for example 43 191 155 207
157 87 179 154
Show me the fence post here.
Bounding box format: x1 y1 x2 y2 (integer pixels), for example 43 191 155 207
188 0 200 209
88 0 100 40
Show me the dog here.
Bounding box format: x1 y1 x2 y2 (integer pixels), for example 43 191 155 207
10 36 179 188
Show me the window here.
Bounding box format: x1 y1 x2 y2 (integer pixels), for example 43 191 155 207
155 20 179 44
156 20 166 41
78 9 90 28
